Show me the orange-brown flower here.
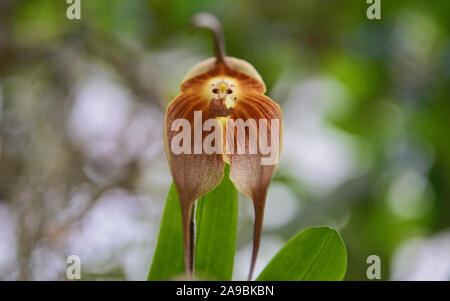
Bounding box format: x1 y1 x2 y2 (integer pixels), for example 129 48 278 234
164 13 282 280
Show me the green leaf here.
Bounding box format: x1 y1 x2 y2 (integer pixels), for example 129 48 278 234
256 226 347 281
195 164 238 280
147 183 185 280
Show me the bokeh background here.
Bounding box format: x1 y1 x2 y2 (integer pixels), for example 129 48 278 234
1 0 449 280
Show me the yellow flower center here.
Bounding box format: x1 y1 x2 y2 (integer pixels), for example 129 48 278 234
209 79 237 118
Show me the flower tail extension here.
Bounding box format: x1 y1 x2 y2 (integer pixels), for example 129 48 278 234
248 198 265 281
180 201 195 280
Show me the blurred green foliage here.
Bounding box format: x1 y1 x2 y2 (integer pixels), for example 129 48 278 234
0 0 449 280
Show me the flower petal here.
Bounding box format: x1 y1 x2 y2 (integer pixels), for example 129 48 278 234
164 92 225 278
165 56 282 280
226 93 283 280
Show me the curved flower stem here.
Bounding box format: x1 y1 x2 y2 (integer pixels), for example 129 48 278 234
192 12 226 63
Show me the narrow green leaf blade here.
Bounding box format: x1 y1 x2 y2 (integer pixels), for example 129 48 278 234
256 226 347 281
147 183 185 280
195 164 238 280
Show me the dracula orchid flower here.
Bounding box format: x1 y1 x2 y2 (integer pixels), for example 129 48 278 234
164 13 283 280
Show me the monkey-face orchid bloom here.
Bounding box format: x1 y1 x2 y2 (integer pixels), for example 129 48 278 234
164 13 282 280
